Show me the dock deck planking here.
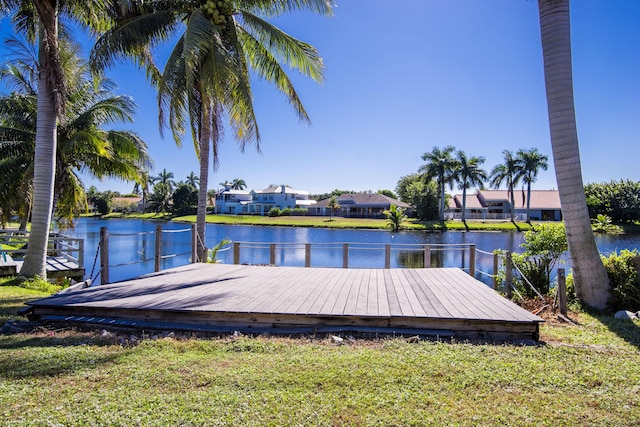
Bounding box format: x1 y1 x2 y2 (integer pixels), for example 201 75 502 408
405 269 460 319
26 263 543 340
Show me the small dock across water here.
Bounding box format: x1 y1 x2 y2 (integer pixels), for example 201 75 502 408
26 263 542 341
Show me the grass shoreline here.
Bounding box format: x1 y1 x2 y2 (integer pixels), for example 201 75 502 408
96 212 540 232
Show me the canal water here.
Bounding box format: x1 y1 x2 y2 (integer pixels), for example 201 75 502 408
64 217 640 284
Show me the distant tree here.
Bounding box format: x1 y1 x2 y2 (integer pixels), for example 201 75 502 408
516 148 549 223
378 189 398 199
420 145 457 221
186 172 199 189
327 196 340 221
585 180 640 222
452 150 487 226
148 182 172 213
490 150 522 221
396 174 439 220
231 178 247 190
151 169 176 193
384 204 407 232
172 183 198 215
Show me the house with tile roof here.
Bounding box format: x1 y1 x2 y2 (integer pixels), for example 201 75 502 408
309 193 411 218
446 190 562 221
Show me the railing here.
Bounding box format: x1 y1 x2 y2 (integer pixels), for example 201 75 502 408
96 225 197 285
86 226 523 288
0 228 84 269
232 241 478 274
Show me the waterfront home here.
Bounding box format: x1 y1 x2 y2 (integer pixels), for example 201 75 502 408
310 193 411 218
446 190 562 221
215 184 316 215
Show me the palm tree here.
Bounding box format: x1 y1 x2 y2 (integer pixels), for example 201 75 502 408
327 195 339 221
489 150 522 221
453 150 487 227
92 0 333 262
384 204 406 233
150 168 176 193
420 145 457 221
231 178 246 190
0 1 110 278
537 0 609 309
0 37 151 228
186 172 199 189
515 147 548 223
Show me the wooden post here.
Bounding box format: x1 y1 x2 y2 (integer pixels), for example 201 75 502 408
424 245 431 268
505 250 513 298
343 243 349 269
305 244 311 267
493 251 499 290
557 268 567 316
99 227 109 285
191 224 198 263
270 243 276 265
469 244 476 277
233 242 240 264
385 244 391 269
154 224 162 272
78 238 84 270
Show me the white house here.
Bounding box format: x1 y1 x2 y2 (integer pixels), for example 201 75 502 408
215 184 316 215
214 183 252 214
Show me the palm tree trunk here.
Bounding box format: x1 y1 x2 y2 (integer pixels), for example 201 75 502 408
196 104 212 262
526 183 532 222
439 180 445 221
538 0 609 309
508 184 515 221
20 28 58 279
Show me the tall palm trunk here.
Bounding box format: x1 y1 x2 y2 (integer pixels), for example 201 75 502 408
20 25 58 279
196 103 212 262
538 0 609 309
439 177 445 221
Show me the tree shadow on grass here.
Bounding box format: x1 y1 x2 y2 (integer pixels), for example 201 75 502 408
595 313 640 350
0 334 128 379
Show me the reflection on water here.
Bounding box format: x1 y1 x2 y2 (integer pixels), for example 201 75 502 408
63 218 640 284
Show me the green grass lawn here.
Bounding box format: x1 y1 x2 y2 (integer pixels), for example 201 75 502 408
169 214 537 232
1 285 639 426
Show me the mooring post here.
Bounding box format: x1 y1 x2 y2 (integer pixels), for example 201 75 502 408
99 226 109 285
557 268 567 316
233 242 240 264
505 250 513 298
469 244 476 277
154 224 162 272
305 243 311 267
343 243 349 268
191 224 198 263
270 243 276 265
493 251 499 290
424 245 431 268
385 244 391 269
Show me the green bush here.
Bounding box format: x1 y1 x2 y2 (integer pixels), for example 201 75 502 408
601 249 640 312
268 207 281 217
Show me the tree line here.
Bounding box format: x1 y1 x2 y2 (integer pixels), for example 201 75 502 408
395 146 549 223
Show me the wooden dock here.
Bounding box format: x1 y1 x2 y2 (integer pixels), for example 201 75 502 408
25 264 542 341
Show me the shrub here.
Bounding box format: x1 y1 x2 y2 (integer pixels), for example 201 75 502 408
601 249 640 312
509 224 568 297
268 207 281 217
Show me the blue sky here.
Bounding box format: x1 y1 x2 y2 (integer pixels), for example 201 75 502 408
2 0 639 196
